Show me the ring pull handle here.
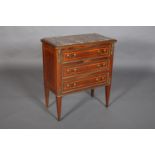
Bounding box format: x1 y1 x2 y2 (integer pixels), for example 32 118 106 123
66 69 70 73
73 53 77 57
66 54 70 58
73 82 77 87
66 84 70 87
96 77 99 81
73 68 77 72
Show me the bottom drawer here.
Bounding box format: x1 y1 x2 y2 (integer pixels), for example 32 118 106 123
63 73 108 92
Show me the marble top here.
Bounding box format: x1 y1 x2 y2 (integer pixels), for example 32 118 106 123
41 33 116 47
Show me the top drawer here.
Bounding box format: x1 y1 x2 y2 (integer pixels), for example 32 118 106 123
62 47 111 63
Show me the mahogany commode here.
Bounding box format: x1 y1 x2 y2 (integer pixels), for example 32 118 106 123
41 33 117 121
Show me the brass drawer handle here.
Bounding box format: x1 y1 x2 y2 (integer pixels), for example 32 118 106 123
66 82 77 88
96 76 105 81
66 53 77 58
73 68 77 72
97 63 104 67
66 68 77 73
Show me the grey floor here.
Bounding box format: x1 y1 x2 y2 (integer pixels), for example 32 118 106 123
0 26 155 128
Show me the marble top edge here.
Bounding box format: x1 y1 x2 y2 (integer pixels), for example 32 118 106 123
41 33 116 47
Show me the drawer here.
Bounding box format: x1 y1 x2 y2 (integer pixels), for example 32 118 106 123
63 59 109 77
63 73 108 92
63 47 111 63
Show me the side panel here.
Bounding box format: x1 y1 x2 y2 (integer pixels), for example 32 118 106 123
55 48 63 96
42 42 57 94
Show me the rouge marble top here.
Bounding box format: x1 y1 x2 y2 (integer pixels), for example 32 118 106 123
41 33 116 47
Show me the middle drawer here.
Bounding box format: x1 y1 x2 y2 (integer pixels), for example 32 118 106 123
63 58 109 77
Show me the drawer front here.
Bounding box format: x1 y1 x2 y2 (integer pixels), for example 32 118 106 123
63 59 109 77
63 74 108 92
63 47 111 63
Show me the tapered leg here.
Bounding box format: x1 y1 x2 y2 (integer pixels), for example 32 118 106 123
91 89 94 97
105 84 111 107
44 85 49 108
56 96 62 121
